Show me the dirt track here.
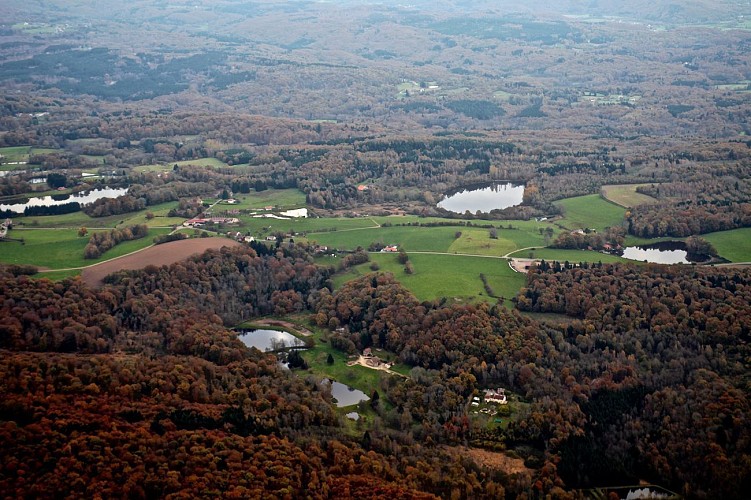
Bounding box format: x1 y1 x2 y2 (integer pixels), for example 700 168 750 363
81 237 241 287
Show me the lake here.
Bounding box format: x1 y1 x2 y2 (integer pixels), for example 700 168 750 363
438 182 525 213
0 187 128 214
322 379 370 408
237 328 305 351
621 241 707 264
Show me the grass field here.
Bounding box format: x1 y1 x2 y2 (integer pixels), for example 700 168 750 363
511 248 629 264
703 228 751 262
33 269 82 281
307 220 549 255
310 225 458 252
134 157 229 173
334 253 525 304
244 216 378 238
0 227 171 270
0 146 61 169
18 201 181 229
554 194 626 232
214 188 307 211
601 184 659 208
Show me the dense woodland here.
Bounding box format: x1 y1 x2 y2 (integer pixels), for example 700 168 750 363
3 246 750 497
1 246 520 498
315 265 751 498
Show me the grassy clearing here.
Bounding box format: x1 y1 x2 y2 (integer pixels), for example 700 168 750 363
117 201 184 228
334 253 525 304
80 155 107 165
493 90 513 101
277 318 394 399
601 184 659 208
307 220 549 255
134 157 229 173
702 228 751 262
448 226 547 256
310 225 459 252
513 248 628 264
554 194 626 232
17 201 181 229
245 216 378 237
32 269 82 281
0 227 171 269
215 189 307 211
0 146 61 169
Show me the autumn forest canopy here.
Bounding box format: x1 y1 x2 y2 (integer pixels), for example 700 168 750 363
1 0 751 499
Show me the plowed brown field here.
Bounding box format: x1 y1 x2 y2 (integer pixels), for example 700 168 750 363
81 237 241 287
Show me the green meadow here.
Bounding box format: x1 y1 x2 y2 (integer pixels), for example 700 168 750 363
512 248 629 264
0 227 171 269
601 184 659 208
243 216 378 238
0 146 61 168
554 194 626 232
212 188 307 211
18 201 181 229
134 157 229 173
333 253 525 304
307 220 549 255
703 228 751 263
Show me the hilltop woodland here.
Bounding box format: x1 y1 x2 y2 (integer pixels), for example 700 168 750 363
1 242 750 498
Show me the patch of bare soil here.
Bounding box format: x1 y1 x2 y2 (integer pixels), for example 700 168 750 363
81 237 241 287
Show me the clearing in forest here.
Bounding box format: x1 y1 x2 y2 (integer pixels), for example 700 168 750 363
601 184 659 208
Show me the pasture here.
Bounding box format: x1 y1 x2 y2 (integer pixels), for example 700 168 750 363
513 248 628 264
134 157 229 173
19 201 182 229
601 184 659 208
0 227 171 270
212 188 307 210
334 253 525 304
703 228 751 263
554 194 626 232
0 146 61 169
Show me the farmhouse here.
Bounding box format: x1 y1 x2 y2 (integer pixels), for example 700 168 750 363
484 388 508 405
509 258 540 273
381 245 399 252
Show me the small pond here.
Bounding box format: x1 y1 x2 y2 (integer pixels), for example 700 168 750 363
237 329 305 352
322 379 370 408
437 182 525 213
0 187 128 214
621 241 708 264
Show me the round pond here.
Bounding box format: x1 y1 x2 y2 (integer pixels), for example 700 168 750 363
322 379 370 408
437 182 524 213
621 241 708 264
237 329 305 352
